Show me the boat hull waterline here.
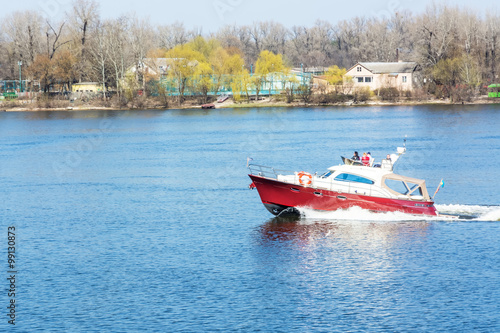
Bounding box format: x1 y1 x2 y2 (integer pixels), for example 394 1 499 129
249 174 438 217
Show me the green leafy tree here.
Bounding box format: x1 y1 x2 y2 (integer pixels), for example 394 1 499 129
165 44 205 104
281 67 299 103
325 65 351 94
209 47 245 96
458 55 481 87
188 36 220 60
230 78 243 103
432 58 460 89
252 74 265 101
431 55 481 101
255 50 285 98
240 70 254 102
297 80 313 104
123 72 140 103
193 61 214 104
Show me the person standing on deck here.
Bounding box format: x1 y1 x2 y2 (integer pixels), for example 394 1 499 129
367 152 374 166
361 152 370 166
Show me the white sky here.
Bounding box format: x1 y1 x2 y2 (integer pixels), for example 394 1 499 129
2 0 495 33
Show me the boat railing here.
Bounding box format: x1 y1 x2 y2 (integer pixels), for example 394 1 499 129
249 164 394 199
248 164 296 180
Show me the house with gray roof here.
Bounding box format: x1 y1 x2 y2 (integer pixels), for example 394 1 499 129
345 62 420 91
127 58 200 79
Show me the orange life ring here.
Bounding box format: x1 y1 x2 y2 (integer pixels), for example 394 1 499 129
298 171 312 186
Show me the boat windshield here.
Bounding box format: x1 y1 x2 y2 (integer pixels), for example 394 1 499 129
334 173 375 185
384 179 423 196
408 183 422 194
320 171 333 178
381 173 430 200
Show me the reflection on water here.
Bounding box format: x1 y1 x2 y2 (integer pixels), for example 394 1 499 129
257 217 431 248
251 217 440 332
17 109 168 121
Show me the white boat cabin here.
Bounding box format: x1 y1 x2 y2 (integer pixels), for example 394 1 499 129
277 164 431 202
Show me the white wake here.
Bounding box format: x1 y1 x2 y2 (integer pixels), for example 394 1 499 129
295 204 500 222
435 204 500 221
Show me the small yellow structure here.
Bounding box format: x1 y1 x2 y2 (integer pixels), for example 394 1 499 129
72 82 102 93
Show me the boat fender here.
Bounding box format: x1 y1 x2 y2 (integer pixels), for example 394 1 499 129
297 172 312 186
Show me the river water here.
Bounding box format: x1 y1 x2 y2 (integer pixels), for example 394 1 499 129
0 105 499 332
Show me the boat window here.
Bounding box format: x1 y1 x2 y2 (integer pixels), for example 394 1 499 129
334 173 374 185
384 179 409 194
320 171 333 178
407 182 424 196
384 179 425 197
406 182 424 196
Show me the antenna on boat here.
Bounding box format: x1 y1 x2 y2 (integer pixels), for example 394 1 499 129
389 136 407 170
399 135 407 154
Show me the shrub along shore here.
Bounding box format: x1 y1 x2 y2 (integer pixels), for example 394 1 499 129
1 94 497 112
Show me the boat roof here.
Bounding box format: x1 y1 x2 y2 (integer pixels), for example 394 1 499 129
328 164 426 184
328 164 393 177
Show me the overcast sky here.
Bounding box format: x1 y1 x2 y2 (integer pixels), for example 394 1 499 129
2 0 496 33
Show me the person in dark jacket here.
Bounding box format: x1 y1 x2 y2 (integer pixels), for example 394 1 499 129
351 151 360 161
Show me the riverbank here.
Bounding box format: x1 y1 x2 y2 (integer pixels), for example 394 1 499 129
216 96 500 109
1 95 499 112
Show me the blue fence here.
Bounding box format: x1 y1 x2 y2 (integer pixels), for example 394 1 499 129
156 72 313 97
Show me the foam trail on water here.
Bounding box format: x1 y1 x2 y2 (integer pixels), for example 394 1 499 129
479 208 500 221
436 204 500 221
296 204 500 222
297 206 438 222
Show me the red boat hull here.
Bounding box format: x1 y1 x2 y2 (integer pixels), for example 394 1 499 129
249 174 438 216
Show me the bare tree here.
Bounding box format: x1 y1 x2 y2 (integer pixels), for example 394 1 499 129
129 15 156 92
310 20 335 63
416 4 461 67
1 11 44 65
388 11 418 61
157 21 195 49
483 13 500 82
333 17 367 67
69 0 100 81
88 20 108 99
0 31 11 78
45 20 72 59
216 24 253 64
104 17 132 96
261 21 289 56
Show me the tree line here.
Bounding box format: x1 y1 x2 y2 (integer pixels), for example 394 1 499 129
1 0 500 103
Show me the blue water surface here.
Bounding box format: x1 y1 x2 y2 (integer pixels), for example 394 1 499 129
0 105 499 332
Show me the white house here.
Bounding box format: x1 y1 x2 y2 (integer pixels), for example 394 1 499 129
345 62 419 91
128 58 171 78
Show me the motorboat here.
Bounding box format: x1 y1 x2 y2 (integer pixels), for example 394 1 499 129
201 103 215 109
248 146 439 217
